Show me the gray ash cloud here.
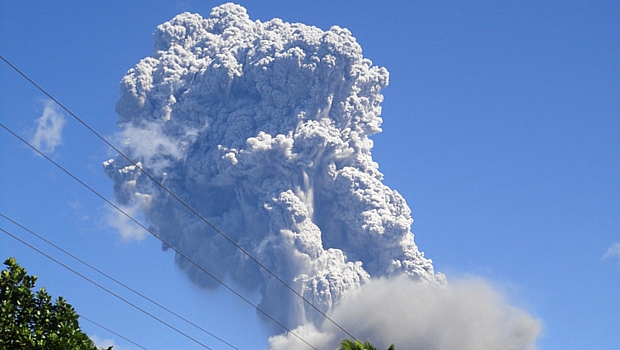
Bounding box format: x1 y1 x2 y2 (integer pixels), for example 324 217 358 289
105 4 540 348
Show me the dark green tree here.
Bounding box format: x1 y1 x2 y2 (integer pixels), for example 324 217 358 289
0 257 111 350
337 339 395 350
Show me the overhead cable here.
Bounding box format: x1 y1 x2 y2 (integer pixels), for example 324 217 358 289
0 213 238 350
0 227 213 350
0 123 318 350
0 54 359 343
0 276 148 350
77 315 149 350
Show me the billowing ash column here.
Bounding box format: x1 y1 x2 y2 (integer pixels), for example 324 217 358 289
105 3 443 330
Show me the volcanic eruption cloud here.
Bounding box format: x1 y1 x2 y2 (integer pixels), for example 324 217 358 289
106 4 541 349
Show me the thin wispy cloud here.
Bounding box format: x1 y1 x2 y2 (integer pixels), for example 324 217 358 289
31 99 66 153
603 242 620 260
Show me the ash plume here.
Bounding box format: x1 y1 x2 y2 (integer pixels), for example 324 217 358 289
105 3 540 348
269 276 541 350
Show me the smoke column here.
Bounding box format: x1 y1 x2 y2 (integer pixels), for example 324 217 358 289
106 3 540 348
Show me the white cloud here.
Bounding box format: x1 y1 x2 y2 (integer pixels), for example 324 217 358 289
603 241 620 260
268 323 335 350
269 275 541 350
105 193 152 241
90 335 120 349
114 121 191 175
31 99 66 153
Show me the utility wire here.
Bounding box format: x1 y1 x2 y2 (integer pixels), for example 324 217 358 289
0 227 213 350
0 54 359 343
1 276 148 350
0 213 238 350
0 123 318 350
77 315 148 350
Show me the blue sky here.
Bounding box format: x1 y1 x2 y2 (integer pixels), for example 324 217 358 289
1 1 619 349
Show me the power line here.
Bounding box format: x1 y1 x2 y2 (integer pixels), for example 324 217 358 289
77 315 148 350
0 213 238 350
0 123 318 350
0 54 359 343
0 227 213 350
0 276 148 350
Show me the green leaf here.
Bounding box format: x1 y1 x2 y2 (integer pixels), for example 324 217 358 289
0 257 106 350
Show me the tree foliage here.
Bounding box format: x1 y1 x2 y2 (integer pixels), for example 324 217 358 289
337 339 395 350
0 257 110 350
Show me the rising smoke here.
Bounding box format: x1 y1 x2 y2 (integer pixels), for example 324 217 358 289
105 3 540 348
269 276 541 350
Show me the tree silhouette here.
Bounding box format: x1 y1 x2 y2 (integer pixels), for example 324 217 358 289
0 257 111 349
